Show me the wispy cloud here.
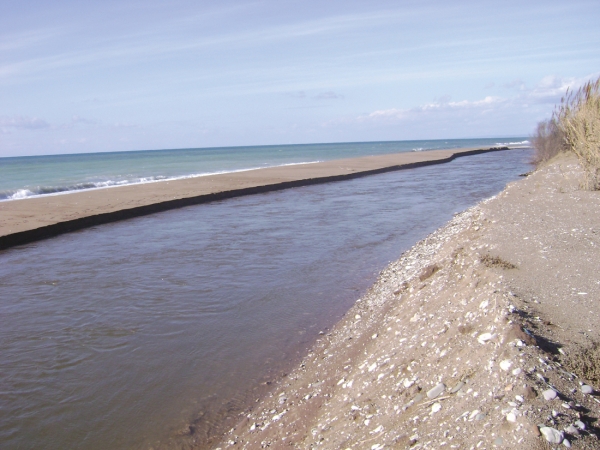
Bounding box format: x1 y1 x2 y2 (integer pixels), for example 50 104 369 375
315 91 343 100
0 115 50 132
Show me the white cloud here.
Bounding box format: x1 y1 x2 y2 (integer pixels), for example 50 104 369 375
362 96 506 122
361 73 600 126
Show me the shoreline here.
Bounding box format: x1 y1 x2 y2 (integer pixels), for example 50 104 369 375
0 146 510 251
212 153 600 449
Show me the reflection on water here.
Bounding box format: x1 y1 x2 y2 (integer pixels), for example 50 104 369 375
0 149 532 449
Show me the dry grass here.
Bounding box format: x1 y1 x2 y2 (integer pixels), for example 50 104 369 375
563 341 600 387
555 77 600 190
532 76 600 189
480 254 517 269
531 118 565 166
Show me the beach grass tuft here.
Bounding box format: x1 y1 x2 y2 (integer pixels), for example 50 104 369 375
535 76 600 189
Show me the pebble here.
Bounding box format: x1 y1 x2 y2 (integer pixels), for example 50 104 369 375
574 420 585 430
450 381 466 394
477 332 496 344
540 426 564 444
563 438 571 447
499 360 512 371
506 412 517 422
431 403 442 414
493 437 504 446
468 409 480 420
581 384 594 394
542 389 558 400
475 413 486 421
427 383 445 399
565 425 578 435
512 368 522 376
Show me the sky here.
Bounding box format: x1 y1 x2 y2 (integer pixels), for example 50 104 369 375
0 0 599 157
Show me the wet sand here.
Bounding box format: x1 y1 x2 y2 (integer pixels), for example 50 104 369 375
0 146 508 250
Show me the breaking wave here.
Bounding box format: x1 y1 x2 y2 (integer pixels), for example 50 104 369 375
0 162 321 201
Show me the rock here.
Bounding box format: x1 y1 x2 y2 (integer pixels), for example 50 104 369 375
574 420 585 430
418 264 439 281
477 332 496 344
469 409 480 420
542 389 558 400
581 384 594 394
563 438 571 447
523 386 537 400
450 381 465 394
427 383 445 399
539 426 564 444
565 425 578 435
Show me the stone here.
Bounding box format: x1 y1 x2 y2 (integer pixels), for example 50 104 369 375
563 438 571 447
506 412 517 422
499 360 512 371
574 420 585 430
431 403 441 413
539 427 564 444
565 425 578 435
542 389 558 401
493 437 504 446
581 384 593 394
475 413 486 421
427 383 445 399
450 381 465 394
477 332 496 344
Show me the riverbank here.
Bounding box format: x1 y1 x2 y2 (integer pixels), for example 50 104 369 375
0 146 508 251
213 153 600 449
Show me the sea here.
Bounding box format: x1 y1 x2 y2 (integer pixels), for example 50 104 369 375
0 139 532 449
0 138 528 201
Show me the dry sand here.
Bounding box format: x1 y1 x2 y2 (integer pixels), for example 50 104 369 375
211 154 600 450
0 147 504 250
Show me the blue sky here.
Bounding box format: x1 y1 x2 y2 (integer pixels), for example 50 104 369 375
1 0 599 157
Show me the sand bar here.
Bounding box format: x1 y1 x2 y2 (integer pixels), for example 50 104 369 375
0 146 509 250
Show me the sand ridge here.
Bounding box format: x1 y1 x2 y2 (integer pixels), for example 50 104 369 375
211 154 600 449
0 147 508 251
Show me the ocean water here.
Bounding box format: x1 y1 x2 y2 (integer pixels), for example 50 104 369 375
0 147 533 449
0 138 528 200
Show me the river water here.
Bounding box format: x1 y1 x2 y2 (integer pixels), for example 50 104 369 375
0 148 532 449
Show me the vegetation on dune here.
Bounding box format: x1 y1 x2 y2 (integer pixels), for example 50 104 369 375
532 76 600 190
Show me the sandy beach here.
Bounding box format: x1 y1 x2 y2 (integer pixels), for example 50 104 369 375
212 154 600 449
0 146 507 251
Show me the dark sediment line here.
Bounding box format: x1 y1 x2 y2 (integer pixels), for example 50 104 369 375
0 147 509 251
